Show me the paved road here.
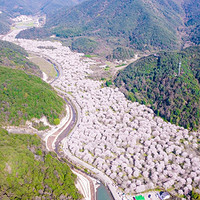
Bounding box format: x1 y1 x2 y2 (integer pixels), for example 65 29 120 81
31 48 119 200
54 97 76 154
44 58 97 200
63 147 120 200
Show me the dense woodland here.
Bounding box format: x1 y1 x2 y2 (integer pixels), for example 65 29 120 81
115 46 200 131
46 0 184 51
0 66 65 126
0 40 66 126
184 0 200 45
71 37 98 54
107 47 135 61
17 0 184 54
0 128 81 199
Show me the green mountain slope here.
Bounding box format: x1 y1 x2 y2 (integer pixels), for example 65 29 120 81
17 0 200 57
0 66 65 126
41 0 86 15
45 0 184 51
0 0 86 16
0 40 42 77
183 0 200 45
0 128 81 199
0 41 65 126
0 11 12 34
115 46 200 130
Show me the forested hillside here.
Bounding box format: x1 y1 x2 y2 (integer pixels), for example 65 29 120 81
0 128 81 199
42 0 184 52
0 40 42 77
115 46 200 130
0 66 66 126
0 41 65 126
183 0 200 45
0 11 12 34
16 0 200 58
41 0 86 15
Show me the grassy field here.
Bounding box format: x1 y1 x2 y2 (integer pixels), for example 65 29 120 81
29 54 57 80
84 54 97 58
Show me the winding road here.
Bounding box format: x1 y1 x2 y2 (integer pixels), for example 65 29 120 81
43 57 97 200
44 57 119 200
2 28 119 200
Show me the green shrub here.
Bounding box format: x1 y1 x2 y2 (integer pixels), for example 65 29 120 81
53 118 60 125
106 80 113 87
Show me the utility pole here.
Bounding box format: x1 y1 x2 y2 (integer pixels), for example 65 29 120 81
178 60 181 76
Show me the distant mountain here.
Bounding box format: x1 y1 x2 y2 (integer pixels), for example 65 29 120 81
45 0 184 51
0 0 86 16
41 0 86 15
0 0 86 35
0 11 12 34
183 0 200 45
0 0 47 15
115 46 200 131
16 0 200 57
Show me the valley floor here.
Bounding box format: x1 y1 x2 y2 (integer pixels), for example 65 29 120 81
2 30 200 200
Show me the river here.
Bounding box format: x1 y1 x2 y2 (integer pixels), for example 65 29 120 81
97 183 114 200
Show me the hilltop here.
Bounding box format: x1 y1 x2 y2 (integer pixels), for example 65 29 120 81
115 46 200 131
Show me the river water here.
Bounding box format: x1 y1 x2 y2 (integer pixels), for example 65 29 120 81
97 183 113 200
